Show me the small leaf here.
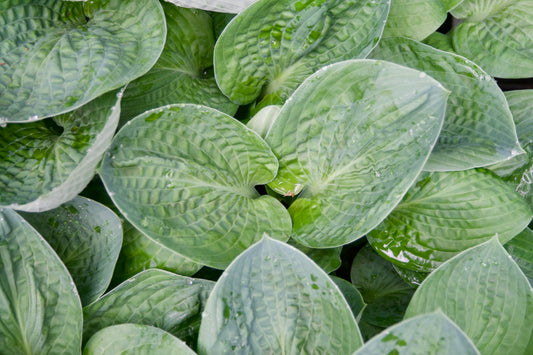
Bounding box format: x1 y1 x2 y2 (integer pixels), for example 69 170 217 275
368 169 532 272
382 0 447 41
83 324 196 355
214 0 389 108
0 208 83 354
164 0 258 13
504 228 533 286
120 4 237 123
371 37 523 171
0 88 122 212
350 244 414 328
0 0 166 122
450 0 533 78
198 237 363 354
246 105 282 139
19 196 122 306
266 59 448 247
83 269 213 348
405 238 533 355
99 104 291 269
353 312 480 355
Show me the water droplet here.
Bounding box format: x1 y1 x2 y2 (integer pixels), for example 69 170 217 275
116 91 123 98
418 72 426 78
480 262 488 268
0 117 7 127
29 115 38 121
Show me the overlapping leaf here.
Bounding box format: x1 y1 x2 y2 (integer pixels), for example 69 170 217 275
83 269 213 347
214 0 390 109
330 276 366 322
0 89 122 212
450 0 533 78
0 208 83 354
371 37 523 171
120 4 237 123
289 239 342 273
504 228 533 285
353 312 480 355
164 0 258 13
0 0 166 122
266 59 448 247
99 104 291 269
20 196 122 305
198 237 363 354
368 169 532 272
405 238 533 355
83 324 196 355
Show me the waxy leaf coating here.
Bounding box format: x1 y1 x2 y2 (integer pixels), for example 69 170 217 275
100 104 292 269
164 0 258 13
368 169 532 272
266 59 449 247
0 208 83 354
198 237 363 354
0 0 166 122
405 238 533 355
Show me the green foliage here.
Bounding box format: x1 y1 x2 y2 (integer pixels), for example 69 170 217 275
1 0 532 353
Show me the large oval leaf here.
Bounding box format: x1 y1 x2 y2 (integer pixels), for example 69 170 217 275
405 238 533 355
214 0 390 108
0 88 122 212
0 208 83 354
371 37 523 171
450 0 533 78
266 59 449 247
83 269 213 348
99 104 291 269
164 0 258 13
353 312 480 355
198 237 363 354
19 196 122 306
0 0 166 122
83 324 196 355
368 169 532 272
120 4 237 123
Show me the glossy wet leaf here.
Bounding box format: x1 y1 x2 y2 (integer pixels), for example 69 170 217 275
120 4 237 123
0 208 83 354
100 104 291 269
382 0 447 41
371 37 523 171
405 238 533 355
0 0 166 122
83 269 213 348
214 0 389 108
83 324 196 355
504 227 533 286
368 169 532 272
392 264 429 288
165 0 258 13
266 59 448 247
450 0 533 78
330 276 366 321
19 196 122 306
0 89 122 212
353 312 480 355
198 237 363 354
112 221 202 286
350 244 414 328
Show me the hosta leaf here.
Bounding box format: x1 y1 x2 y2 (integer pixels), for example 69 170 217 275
99 104 292 269
214 0 389 108
288 239 342 273
405 238 533 355
423 32 456 53
382 0 447 41
0 0 166 122
504 228 533 285
164 0 258 13
353 312 480 355
0 208 82 354
198 237 363 354
112 221 202 285
392 264 429 287
368 169 532 272
450 0 533 78
371 37 523 171
246 105 282 139
442 0 466 11
350 244 414 328
330 276 366 321
120 4 237 123
266 59 448 247
19 196 122 306
0 88 122 212
83 269 213 348
83 324 196 355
